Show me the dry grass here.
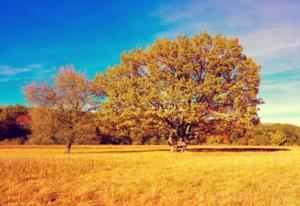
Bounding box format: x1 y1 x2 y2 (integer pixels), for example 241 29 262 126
1 145 300 206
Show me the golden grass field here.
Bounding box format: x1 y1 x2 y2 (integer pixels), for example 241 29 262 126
1 145 300 206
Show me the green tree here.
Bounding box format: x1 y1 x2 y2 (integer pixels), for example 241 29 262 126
96 32 262 151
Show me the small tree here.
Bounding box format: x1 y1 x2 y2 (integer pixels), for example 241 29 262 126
24 65 101 153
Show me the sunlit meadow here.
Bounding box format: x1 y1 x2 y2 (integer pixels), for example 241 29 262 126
1 145 300 206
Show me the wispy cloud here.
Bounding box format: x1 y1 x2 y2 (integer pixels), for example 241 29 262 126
0 64 43 76
155 0 300 72
0 65 32 75
240 27 300 58
0 63 54 84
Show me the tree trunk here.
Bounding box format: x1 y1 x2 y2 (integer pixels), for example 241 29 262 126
66 139 72 154
167 133 188 152
167 133 177 152
178 138 188 152
66 126 75 154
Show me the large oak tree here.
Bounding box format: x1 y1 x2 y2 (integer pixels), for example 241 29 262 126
96 32 262 151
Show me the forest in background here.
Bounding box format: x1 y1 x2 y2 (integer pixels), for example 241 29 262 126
1 104 299 146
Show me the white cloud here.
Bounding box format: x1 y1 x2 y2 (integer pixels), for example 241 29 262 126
154 0 300 73
240 26 300 58
0 66 32 75
0 64 43 76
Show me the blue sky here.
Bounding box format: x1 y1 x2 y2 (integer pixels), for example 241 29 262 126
0 0 299 125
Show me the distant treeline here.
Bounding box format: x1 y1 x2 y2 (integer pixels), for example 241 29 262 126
1 104 299 146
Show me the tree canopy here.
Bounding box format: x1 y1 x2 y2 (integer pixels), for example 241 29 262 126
96 32 262 151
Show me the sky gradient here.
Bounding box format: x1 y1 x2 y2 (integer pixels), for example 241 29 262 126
0 0 299 125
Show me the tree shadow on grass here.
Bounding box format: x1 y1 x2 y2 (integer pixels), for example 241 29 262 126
73 149 169 154
73 147 289 154
188 147 289 152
